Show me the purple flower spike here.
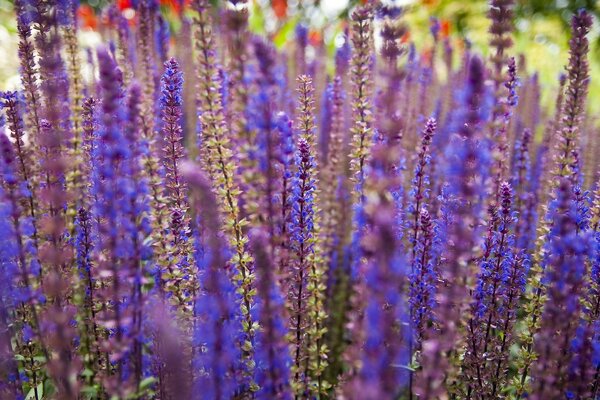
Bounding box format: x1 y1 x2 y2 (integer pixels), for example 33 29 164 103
250 228 292 399
530 178 592 399
416 55 490 399
182 163 241 400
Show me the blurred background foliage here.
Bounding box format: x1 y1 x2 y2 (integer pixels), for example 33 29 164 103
0 0 599 111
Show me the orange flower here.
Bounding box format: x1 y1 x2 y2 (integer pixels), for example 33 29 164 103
160 0 183 14
309 30 322 46
117 0 132 11
422 48 433 64
401 31 411 43
441 19 451 38
77 4 97 30
272 0 287 19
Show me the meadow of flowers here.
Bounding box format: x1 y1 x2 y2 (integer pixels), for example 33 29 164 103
0 0 599 399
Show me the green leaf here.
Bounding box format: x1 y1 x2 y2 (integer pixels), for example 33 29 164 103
139 376 157 391
248 2 266 35
273 16 300 49
25 383 43 400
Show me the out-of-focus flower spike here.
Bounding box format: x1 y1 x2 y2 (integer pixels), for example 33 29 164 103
0 131 48 397
94 46 136 396
319 80 333 164
1 92 39 251
0 308 20 398
408 117 437 260
416 55 490 399
338 11 378 381
275 112 295 283
565 318 595 399
137 0 159 144
555 9 592 183
14 1 43 153
80 97 97 208
246 38 279 237
173 17 197 153
31 4 81 395
586 190 600 395
182 163 241 400
34 1 70 125
349 4 375 194
109 6 134 85
85 47 97 96
409 207 437 350
319 76 346 273
222 3 252 216
539 73 567 199
488 0 514 91
322 54 354 387
295 24 308 77
0 183 23 399
156 15 170 63
512 128 532 248
377 13 407 150
344 140 411 399
223 0 249 142
147 299 192 400
250 228 292 399
124 81 155 390
62 2 87 232
73 206 101 390
491 57 519 196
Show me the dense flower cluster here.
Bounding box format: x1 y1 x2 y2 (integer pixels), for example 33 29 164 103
0 1 599 399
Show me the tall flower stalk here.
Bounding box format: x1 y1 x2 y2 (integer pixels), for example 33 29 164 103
160 58 197 313
529 179 591 399
416 56 490 398
345 142 410 399
349 5 375 192
183 164 241 400
192 0 258 392
514 12 593 394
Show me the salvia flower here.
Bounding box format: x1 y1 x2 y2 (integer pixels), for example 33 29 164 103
416 55 491 399
349 4 375 193
192 0 259 391
529 179 593 399
462 182 516 397
182 163 241 400
250 228 292 399
288 136 317 397
160 58 197 312
345 142 410 399
555 9 592 182
408 117 437 259
409 207 438 349
0 1 598 398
